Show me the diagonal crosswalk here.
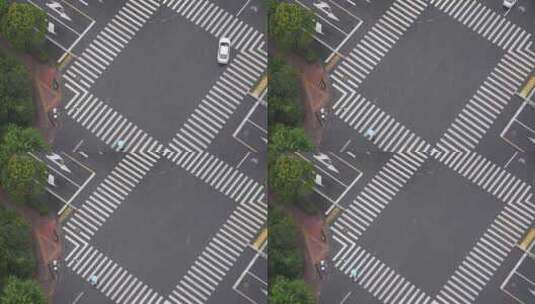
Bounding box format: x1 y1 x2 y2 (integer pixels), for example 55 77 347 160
65 0 160 89
332 0 427 88
63 151 160 242
62 237 166 304
431 0 533 52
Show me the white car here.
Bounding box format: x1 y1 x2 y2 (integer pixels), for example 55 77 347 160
217 37 231 65
503 0 516 9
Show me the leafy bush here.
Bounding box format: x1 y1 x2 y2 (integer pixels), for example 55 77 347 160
269 276 315 304
0 277 45 304
268 58 303 126
0 206 36 284
268 207 303 279
0 53 34 127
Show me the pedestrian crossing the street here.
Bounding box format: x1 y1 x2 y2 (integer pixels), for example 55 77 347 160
63 84 163 153
62 240 166 304
64 0 161 89
435 193 535 304
168 51 266 153
436 50 535 152
332 0 427 88
431 0 533 52
63 151 160 242
331 84 431 152
333 245 433 304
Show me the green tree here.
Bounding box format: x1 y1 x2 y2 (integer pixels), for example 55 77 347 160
269 154 314 203
268 58 303 126
1 3 46 52
269 277 315 304
269 124 313 155
0 277 45 304
0 0 9 18
1 154 46 203
269 3 314 50
268 207 303 279
0 206 36 283
0 53 34 127
0 125 48 170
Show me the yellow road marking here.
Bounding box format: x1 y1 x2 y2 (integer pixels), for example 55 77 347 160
519 76 535 99
57 53 74 71
250 75 267 99
519 228 535 251
58 206 74 224
325 53 342 73
252 228 267 250
325 207 341 226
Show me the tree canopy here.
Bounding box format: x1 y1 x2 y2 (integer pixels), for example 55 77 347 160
269 3 314 51
269 277 315 304
1 153 46 203
268 57 303 126
269 154 314 203
0 206 36 284
269 124 313 156
0 277 45 304
1 3 46 52
268 207 303 279
0 52 34 127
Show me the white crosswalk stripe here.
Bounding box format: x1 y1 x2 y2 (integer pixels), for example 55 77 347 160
63 152 160 241
162 0 267 53
160 0 267 153
332 152 427 242
433 151 532 205
332 245 433 304
331 81 431 152
165 150 266 206
436 49 535 152
63 84 163 153
64 0 160 89
333 0 427 88
431 0 533 52
168 52 266 152
62 241 166 304
435 193 535 304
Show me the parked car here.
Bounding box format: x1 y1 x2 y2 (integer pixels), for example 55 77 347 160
217 37 231 65
503 0 516 9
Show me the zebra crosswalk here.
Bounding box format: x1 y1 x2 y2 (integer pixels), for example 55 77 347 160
332 0 427 88
64 0 160 89
332 245 433 304
436 192 535 304
436 49 535 152
63 151 160 242
432 151 532 205
162 0 268 153
162 0 266 53
165 150 265 205
168 51 266 153
431 0 533 52
331 84 431 152
63 85 163 153
168 193 266 304
332 152 427 242
63 238 166 304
